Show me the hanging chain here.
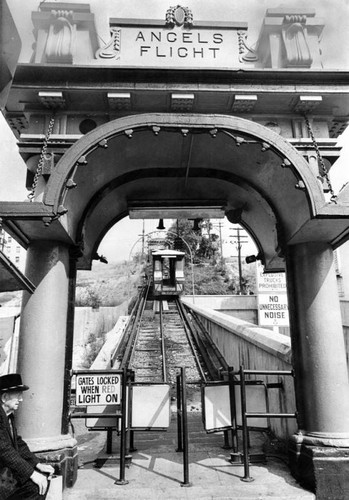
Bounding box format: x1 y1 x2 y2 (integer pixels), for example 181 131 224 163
303 114 337 203
27 113 56 201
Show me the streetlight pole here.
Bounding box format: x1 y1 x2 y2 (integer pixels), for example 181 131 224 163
237 229 242 293
214 221 224 266
141 220 145 261
208 221 225 266
230 227 248 294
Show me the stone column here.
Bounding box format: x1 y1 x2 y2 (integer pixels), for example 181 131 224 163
61 250 77 436
286 241 349 495
17 240 77 485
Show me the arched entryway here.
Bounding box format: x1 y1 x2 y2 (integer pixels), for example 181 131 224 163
43 113 325 271
13 113 349 490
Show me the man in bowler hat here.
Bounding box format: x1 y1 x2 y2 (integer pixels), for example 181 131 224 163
0 373 54 499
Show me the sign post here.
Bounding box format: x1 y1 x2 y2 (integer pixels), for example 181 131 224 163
115 368 129 485
71 369 129 485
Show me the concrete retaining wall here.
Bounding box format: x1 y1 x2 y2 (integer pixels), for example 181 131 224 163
189 294 290 336
91 316 129 369
73 303 128 368
187 295 258 323
182 297 297 441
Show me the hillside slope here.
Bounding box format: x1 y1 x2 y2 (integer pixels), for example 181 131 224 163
76 261 141 307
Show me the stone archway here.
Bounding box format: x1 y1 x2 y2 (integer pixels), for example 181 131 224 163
43 113 326 271
3 113 349 491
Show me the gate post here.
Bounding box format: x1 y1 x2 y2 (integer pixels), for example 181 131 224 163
16 240 78 488
286 241 349 496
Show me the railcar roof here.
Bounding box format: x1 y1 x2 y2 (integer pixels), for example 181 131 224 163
152 249 185 257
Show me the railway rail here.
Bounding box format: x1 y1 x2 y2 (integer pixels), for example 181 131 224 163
111 285 228 387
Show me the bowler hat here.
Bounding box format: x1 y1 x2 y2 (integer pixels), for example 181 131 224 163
0 374 29 392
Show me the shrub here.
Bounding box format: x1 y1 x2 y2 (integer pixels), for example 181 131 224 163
81 332 105 368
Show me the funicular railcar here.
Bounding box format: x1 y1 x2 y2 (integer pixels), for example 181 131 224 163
152 249 185 297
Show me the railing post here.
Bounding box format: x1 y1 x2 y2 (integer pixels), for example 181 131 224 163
128 370 137 453
228 367 238 453
106 428 113 454
115 368 129 485
240 365 254 482
176 372 183 452
222 430 231 449
180 367 191 487
129 429 136 454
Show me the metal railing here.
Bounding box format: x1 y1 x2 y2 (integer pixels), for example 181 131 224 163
234 365 296 482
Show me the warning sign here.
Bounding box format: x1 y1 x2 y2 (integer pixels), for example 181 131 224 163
258 293 289 326
257 263 289 327
75 373 121 406
257 268 287 293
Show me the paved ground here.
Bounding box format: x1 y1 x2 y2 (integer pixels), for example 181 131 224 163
63 409 315 500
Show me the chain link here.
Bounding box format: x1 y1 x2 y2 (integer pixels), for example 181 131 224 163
303 114 337 203
27 114 56 201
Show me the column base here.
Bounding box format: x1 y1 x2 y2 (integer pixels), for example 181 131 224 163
289 438 349 499
26 434 78 489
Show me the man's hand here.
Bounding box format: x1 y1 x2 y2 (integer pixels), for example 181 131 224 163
36 463 55 475
30 470 48 495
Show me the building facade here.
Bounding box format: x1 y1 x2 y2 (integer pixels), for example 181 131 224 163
0 228 26 272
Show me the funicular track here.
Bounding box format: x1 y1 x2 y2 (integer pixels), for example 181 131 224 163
112 287 228 389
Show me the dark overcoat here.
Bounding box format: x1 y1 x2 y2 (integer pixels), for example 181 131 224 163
0 405 39 485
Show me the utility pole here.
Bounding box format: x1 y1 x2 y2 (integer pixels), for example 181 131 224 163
230 227 248 294
218 221 224 265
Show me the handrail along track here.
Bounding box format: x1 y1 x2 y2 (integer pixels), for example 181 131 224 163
111 280 150 370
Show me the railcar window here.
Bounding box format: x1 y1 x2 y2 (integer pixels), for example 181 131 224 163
163 258 170 278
